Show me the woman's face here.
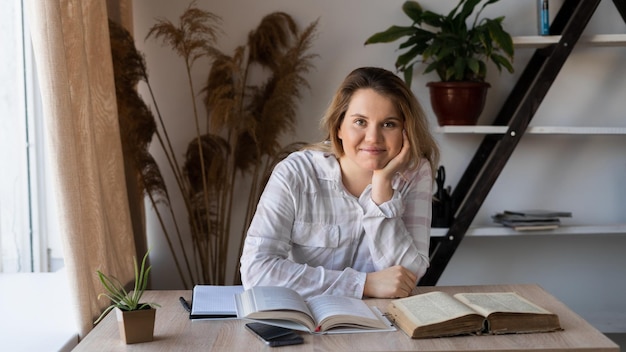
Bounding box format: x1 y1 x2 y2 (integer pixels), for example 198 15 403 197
337 88 404 173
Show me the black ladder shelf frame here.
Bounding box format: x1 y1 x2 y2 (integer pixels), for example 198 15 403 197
419 0 626 286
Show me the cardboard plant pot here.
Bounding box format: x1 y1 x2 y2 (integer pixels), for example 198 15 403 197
116 307 156 344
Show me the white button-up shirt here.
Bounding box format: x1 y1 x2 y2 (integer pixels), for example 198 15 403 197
240 149 432 299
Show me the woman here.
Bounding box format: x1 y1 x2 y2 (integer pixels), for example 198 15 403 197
240 67 439 299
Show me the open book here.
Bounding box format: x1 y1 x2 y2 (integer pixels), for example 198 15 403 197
386 291 562 339
234 286 395 334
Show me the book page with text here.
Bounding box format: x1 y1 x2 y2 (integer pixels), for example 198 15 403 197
308 295 383 327
395 291 480 326
454 292 552 317
243 286 313 316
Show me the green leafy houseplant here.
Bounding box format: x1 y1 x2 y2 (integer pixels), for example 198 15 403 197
94 251 159 325
365 0 514 126
365 0 514 87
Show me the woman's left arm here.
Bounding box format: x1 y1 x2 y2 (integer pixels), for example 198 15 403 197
360 160 433 279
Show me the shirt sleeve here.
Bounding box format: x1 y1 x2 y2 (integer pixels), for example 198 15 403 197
239 157 366 299
359 159 432 280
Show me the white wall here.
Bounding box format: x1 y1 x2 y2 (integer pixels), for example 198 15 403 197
132 0 626 331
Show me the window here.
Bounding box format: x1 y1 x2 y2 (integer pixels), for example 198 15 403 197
0 0 63 273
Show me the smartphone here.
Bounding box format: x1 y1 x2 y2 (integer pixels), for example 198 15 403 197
244 322 304 347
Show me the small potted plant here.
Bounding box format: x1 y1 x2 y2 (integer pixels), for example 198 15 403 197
94 250 160 344
365 0 514 126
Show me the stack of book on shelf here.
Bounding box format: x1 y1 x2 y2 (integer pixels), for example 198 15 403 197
492 210 572 231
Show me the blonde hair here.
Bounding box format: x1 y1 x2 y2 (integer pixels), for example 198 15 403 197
309 67 439 176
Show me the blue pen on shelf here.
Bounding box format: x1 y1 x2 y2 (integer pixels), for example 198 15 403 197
538 0 550 36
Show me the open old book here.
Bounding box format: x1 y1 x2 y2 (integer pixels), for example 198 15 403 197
234 286 395 334
387 291 562 339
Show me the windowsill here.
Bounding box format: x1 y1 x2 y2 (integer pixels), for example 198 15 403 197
0 269 79 351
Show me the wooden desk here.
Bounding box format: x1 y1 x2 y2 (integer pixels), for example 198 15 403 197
73 284 618 352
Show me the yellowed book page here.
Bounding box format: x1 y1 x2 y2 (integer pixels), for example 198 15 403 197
393 291 481 326
307 295 388 331
241 286 311 314
453 292 553 317
236 286 316 330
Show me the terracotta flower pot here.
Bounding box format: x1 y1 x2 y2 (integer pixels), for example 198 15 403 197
116 307 156 344
427 81 490 126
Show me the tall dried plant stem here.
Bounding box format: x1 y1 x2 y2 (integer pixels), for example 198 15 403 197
218 48 253 283
144 190 189 288
145 3 223 285
182 58 216 284
143 79 198 287
231 157 263 283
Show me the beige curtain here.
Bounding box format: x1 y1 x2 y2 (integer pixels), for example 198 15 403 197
106 0 150 269
26 0 136 339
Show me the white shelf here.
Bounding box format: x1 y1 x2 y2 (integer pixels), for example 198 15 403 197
513 34 626 48
435 125 626 135
431 224 626 237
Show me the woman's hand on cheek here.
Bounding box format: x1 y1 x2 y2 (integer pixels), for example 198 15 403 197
376 130 410 180
371 131 410 204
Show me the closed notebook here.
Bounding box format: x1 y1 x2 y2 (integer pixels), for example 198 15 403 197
190 285 244 319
